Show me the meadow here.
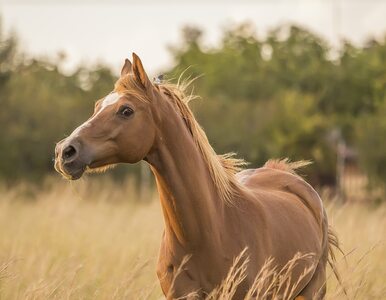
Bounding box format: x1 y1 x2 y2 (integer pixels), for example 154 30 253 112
0 177 385 299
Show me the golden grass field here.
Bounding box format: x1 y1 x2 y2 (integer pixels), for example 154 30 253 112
0 177 385 299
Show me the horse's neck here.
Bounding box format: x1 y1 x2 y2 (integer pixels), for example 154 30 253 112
146 110 224 249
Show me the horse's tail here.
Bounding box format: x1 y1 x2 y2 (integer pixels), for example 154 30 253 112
327 226 348 297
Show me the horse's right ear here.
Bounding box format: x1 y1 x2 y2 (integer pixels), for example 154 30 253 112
120 58 132 77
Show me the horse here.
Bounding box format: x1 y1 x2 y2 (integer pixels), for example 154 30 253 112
55 53 339 299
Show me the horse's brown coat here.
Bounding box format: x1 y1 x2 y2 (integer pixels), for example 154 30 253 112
55 53 336 299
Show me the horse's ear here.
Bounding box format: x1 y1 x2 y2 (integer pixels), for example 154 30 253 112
132 53 151 90
120 58 132 77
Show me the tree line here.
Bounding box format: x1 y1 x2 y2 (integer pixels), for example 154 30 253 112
1 20 385 192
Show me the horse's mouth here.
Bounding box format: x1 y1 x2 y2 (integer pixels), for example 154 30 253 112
54 159 87 180
67 167 86 180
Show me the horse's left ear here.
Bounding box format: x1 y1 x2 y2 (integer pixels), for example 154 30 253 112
132 53 152 90
120 58 132 77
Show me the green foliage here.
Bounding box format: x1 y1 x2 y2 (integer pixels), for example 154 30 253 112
0 22 17 89
355 101 386 186
166 23 386 186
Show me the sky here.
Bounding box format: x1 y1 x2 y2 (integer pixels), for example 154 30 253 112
1 0 386 75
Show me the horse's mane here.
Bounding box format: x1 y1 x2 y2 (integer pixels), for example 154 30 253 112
115 75 246 204
264 158 311 176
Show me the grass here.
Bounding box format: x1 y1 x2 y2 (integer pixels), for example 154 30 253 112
0 177 385 299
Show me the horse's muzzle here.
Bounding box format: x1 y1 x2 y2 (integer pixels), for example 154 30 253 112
54 138 88 180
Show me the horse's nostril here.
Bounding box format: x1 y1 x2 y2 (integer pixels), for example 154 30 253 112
63 145 77 160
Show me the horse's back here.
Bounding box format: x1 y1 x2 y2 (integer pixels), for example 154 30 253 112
239 166 324 228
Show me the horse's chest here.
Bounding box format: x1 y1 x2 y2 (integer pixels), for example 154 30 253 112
156 237 223 298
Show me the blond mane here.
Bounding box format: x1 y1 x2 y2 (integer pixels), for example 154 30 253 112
115 75 246 203
264 158 311 175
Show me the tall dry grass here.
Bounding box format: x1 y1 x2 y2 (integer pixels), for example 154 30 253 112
0 178 385 299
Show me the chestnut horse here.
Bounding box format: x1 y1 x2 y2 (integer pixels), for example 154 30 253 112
55 53 338 299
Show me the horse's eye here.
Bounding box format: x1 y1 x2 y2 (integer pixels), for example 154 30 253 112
118 106 134 117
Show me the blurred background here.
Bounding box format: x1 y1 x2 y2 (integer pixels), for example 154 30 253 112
1 0 386 201
0 1 385 299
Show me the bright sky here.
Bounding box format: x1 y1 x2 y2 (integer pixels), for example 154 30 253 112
1 0 386 75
